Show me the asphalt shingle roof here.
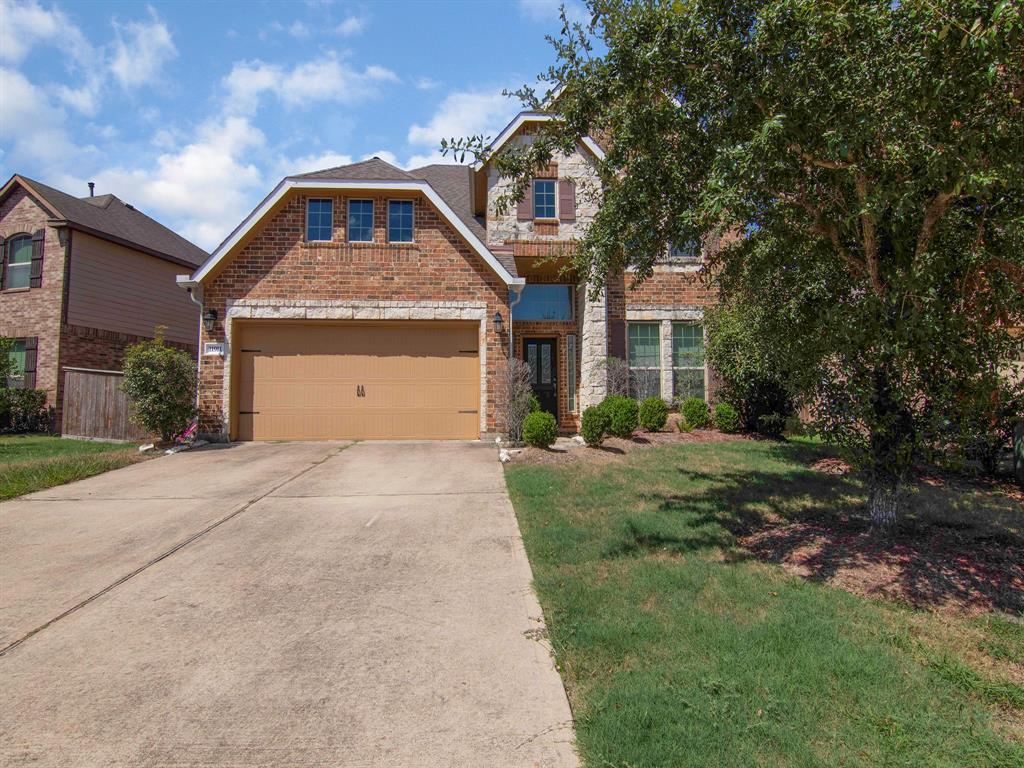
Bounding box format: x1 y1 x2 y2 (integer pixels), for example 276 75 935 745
14 176 208 268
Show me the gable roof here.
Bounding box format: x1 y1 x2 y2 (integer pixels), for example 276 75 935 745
1 175 208 268
187 157 523 286
471 111 606 172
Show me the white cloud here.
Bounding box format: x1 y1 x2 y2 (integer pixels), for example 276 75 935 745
223 55 397 115
272 150 353 179
404 151 454 169
0 66 82 170
414 76 440 91
518 0 589 26
0 0 89 64
335 14 367 37
109 7 177 89
407 88 518 148
288 20 311 38
77 116 266 249
364 150 398 166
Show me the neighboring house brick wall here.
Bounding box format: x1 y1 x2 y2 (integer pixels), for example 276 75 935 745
197 191 509 438
60 324 195 374
0 187 66 424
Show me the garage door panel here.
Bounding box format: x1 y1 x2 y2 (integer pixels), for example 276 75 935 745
235 322 480 440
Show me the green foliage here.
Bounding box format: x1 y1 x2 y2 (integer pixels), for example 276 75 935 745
713 402 741 433
757 412 788 438
0 337 14 387
638 396 668 431
527 393 542 413
0 388 49 433
121 330 196 442
680 396 710 429
580 405 610 446
523 410 558 448
0 435 139 501
601 395 638 438
448 0 1024 523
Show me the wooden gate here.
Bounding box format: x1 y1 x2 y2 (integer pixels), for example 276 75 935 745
61 367 149 442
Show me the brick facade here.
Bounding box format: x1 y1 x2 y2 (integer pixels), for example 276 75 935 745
196 191 510 438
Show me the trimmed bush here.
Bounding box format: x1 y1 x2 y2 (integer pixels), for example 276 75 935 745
527 393 542 414
580 406 610 446
680 396 710 429
714 402 742 433
638 396 668 431
602 395 639 438
121 330 196 442
523 410 558 447
0 388 49 433
757 412 787 438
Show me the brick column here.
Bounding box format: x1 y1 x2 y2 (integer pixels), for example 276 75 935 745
578 281 607 409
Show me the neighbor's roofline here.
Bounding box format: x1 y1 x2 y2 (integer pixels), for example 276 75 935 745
471 112 605 171
188 178 524 286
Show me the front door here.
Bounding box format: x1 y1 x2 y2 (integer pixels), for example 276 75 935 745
524 338 558 419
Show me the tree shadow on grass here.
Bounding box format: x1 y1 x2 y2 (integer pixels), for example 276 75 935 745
636 443 1024 615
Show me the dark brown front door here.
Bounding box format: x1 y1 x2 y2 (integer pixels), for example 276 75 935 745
524 338 558 419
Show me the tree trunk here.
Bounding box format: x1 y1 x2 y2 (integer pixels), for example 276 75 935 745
868 477 900 529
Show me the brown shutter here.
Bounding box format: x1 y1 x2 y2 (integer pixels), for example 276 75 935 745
558 180 576 221
517 182 533 221
29 229 44 288
23 337 38 389
609 320 626 359
0 236 6 291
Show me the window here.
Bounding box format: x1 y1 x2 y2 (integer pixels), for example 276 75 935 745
4 234 32 289
511 285 574 321
668 239 701 262
6 339 26 388
672 322 705 401
566 334 577 413
306 199 333 242
388 200 413 243
628 322 661 399
533 179 556 219
347 199 374 242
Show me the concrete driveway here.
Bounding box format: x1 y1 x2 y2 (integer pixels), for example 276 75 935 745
0 441 577 767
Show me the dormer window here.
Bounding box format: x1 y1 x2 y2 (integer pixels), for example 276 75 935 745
533 180 556 219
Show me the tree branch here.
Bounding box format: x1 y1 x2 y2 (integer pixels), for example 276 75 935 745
855 172 884 296
788 143 853 170
914 190 956 261
779 190 868 280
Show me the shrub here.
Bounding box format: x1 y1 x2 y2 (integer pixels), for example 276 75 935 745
714 402 742 433
757 412 787 438
680 396 710 429
580 406 610 446
638 396 668 431
602 395 639 438
121 329 196 442
528 393 542 413
0 388 49 433
504 359 534 444
523 410 558 448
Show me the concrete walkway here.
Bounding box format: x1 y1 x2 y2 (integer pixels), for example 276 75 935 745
0 441 577 767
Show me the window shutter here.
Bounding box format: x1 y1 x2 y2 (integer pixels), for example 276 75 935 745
517 182 533 221
23 337 38 389
0 236 6 291
558 180 576 221
609 320 626 359
29 229 44 288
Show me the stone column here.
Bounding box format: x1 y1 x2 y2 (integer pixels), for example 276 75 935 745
660 319 673 401
578 281 608 409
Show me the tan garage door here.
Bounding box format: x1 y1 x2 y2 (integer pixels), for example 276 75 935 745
234 322 480 441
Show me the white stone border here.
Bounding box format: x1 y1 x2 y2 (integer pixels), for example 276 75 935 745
626 306 704 322
222 299 490 437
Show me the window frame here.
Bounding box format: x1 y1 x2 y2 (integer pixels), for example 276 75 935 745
627 322 661 400
305 198 334 242
4 233 33 290
672 322 706 402
566 334 577 413
347 198 375 243
511 284 575 322
532 179 556 220
387 199 414 244
6 338 26 389
667 239 702 263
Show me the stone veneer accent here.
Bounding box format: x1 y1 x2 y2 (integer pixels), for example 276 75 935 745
578 282 609 409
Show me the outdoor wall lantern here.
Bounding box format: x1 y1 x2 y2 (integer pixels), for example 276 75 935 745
492 311 505 335
202 308 218 334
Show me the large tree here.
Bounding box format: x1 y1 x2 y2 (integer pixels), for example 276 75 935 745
447 0 1024 525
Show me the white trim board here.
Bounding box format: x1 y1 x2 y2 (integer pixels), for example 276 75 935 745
187 179 524 287
471 112 606 171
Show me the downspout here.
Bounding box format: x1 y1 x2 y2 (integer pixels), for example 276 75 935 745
508 284 525 360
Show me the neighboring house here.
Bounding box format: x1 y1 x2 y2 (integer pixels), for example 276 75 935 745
181 110 718 441
0 174 207 433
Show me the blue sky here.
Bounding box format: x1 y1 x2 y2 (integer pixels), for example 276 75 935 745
0 0 586 250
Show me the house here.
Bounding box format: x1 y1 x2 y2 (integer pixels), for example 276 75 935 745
180 110 718 441
0 174 207 433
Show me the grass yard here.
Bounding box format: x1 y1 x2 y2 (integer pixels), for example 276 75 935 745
506 438 1023 767
0 434 146 501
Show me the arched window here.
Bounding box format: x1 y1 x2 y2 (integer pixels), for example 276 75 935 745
4 234 33 289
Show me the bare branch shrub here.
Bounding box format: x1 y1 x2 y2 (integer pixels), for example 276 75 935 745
505 358 534 444
603 356 630 397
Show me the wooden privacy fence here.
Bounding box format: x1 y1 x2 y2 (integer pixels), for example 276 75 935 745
61 367 149 442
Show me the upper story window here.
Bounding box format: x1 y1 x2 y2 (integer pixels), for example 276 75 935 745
6 339 26 388
533 179 556 219
306 199 333 242
511 284 574 321
4 234 33 289
388 200 413 243
667 239 701 263
348 199 374 242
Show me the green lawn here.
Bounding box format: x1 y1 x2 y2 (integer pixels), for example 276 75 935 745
506 439 1023 768
0 434 145 500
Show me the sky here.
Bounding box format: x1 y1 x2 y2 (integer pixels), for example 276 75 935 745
0 0 588 251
